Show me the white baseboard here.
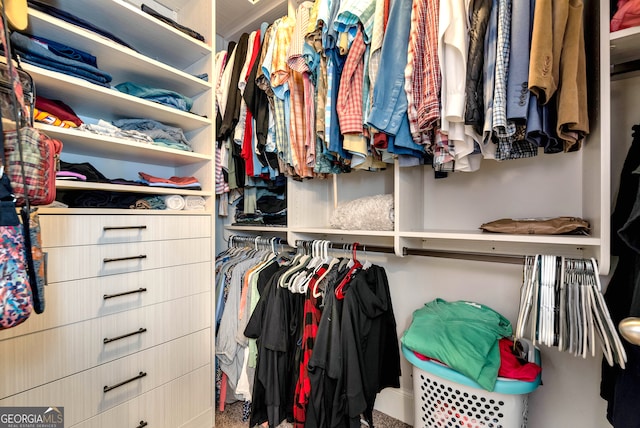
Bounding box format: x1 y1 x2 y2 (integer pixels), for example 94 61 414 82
374 388 415 426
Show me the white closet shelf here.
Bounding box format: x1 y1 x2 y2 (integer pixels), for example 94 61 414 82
23 64 211 131
291 227 396 237
38 207 212 215
37 124 210 166
56 180 212 197
26 9 212 98
398 229 601 245
33 0 212 70
610 26 640 66
226 225 289 233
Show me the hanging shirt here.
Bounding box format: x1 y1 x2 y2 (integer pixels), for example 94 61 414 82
217 42 237 130
405 0 439 146
337 25 367 162
480 0 498 159
367 0 425 158
334 0 376 43
439 0 481 171
368 0 388 104
556 0 589 151
465 0 492 137
271 16 296 89
288 2 317 175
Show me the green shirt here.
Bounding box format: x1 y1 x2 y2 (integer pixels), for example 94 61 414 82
401 298 513 391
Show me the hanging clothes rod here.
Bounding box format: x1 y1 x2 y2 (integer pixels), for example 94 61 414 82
293 239 524 265
402 248 525 265
227 235 525 265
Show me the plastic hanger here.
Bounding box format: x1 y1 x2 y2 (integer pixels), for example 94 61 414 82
335 242 362 300
298 240 330 295
279 241 310 288
590 258 627 368
558 256 567 352
292 240 323 294
362 245 372 270
530 255 541 346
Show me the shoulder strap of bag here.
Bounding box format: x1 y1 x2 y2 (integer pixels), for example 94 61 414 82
0 4 30 213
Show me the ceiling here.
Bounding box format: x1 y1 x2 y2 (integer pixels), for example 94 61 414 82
216 0 289 43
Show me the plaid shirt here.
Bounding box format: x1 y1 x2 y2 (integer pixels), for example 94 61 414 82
288 2 313 73
335 0 377 43
368 0 386 99
406 0 440 145
337 26 366 135
418 0 441 134
271 16 296 89
492 0 516 138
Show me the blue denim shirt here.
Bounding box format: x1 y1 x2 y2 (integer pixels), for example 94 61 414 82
366 0 424 156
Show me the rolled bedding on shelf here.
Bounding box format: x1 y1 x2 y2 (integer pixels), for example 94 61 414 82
163 194 186 210
330 193 394 231
184 195 206 210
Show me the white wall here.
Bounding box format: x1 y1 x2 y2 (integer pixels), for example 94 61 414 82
216 34 228 52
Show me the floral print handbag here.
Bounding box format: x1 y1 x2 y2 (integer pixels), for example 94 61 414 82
0 174 33 330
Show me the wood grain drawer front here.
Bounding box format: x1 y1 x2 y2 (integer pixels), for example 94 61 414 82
69 364 212 428
41 215 212 248
46 237 211 283
0 292 211 399
0 262 211 341
0 330 211 427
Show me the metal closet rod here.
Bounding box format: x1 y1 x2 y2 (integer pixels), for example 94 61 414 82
228 235 524 265
291 239 525 265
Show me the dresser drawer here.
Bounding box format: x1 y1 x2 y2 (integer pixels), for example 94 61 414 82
0 330 211 427
0 262 211 341
0 292 211 398
46 237 211 283
41 215 212 248
69 364 212 428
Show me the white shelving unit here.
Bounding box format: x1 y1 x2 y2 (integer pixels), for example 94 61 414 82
610 25 640 65
26 0 215 215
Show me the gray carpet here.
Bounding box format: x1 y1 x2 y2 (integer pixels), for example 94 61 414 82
215 401 411 427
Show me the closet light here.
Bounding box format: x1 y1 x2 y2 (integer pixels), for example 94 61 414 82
247 0 260 4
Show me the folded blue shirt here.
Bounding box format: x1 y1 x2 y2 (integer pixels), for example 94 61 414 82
114 82 193 112
10 32 112 86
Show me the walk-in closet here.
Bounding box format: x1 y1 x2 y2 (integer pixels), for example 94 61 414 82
0 0 638 427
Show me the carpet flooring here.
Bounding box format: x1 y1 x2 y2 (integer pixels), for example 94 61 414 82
214 401 411 427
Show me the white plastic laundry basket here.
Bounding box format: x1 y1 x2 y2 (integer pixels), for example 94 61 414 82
403 345 541 428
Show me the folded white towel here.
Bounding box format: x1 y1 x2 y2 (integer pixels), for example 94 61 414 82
184 195 206 210
163 194 185 210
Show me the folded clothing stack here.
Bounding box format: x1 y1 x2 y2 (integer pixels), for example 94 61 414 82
184 196 205 210
11 32 112 87
138 172 201 190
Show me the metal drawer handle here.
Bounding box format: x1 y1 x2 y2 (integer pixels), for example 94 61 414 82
103 226 147 231
104 327 147 344
103 288 147 300
103 255 147 263
136 421 148 428
103 371 147 393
